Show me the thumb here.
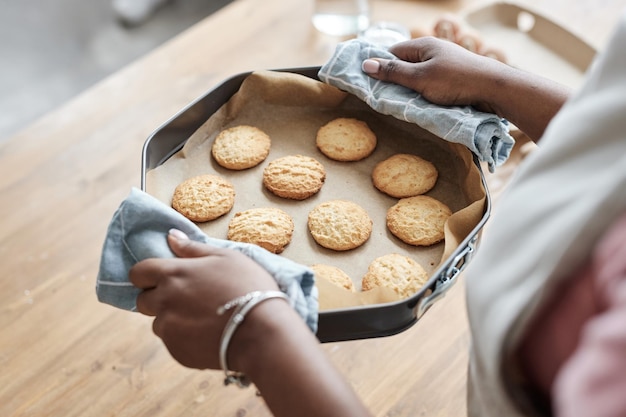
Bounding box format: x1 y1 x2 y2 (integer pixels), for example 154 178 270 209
167 228 217 259
361 58 423 92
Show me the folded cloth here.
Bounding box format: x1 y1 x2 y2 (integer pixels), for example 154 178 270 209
96 188 319 332
318 39 515 172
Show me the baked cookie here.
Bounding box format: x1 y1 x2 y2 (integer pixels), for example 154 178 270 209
263 154 326 200
227 207 294 254
310 264 355 291
307 200 372 251
211 125 271 170
386 195 452 246
372 153 438 198
316 117 377 161
361 253 429 299
171 174 235 222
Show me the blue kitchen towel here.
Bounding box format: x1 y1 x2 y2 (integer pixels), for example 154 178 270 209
318 38 515 172
96 187 319 332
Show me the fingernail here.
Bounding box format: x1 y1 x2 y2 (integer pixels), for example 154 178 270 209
362 59 380 74
168 228 189 240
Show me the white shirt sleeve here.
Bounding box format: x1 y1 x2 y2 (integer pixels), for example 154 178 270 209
465 10 626 417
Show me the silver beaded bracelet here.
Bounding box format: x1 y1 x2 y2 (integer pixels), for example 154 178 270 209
217 290 290 388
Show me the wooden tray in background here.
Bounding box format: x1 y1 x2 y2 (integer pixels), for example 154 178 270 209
464 1 595 88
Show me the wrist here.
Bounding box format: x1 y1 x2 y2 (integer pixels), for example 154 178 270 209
483 64 571 140
470 58 513 115
226 297 302 377
221 298 372 417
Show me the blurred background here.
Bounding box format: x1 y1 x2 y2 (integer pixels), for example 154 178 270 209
0 0 232 142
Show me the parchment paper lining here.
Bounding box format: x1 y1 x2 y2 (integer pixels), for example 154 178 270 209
146 70 486 310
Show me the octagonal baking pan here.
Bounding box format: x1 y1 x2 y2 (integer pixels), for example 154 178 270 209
141 66 491 343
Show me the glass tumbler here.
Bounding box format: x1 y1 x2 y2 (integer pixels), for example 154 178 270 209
312 0 370 37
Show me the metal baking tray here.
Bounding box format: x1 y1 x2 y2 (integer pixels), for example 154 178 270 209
141 66 491 343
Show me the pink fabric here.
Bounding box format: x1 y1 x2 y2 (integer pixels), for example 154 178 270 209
554 211 626 417
520 212 626 416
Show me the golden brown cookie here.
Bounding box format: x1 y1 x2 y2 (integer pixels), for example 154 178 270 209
263 154 326 200
171 174 235 222
310 264 355 291
372 153 438 198
211 125 271 170
361 253 429 299
386 195 452 246
307 200 372 251
227 207 294 254
315 117 377 162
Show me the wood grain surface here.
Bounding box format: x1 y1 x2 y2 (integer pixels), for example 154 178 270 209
1 0 624 415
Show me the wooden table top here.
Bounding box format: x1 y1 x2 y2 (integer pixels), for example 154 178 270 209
1 0 624 415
